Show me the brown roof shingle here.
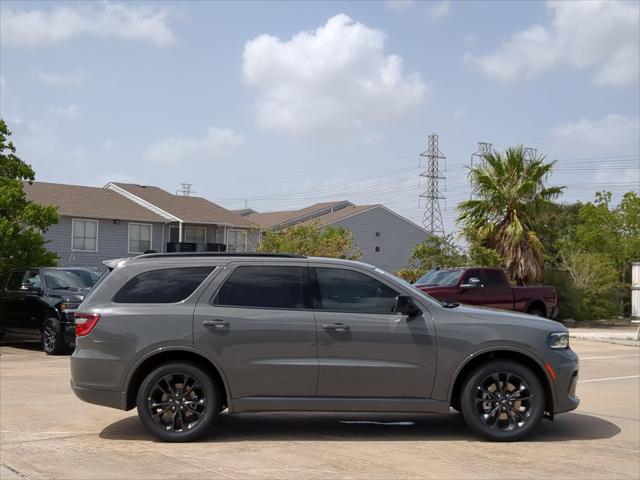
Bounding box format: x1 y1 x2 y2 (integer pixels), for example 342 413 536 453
23 181 166 222
246 200 353 229
112 183 252 227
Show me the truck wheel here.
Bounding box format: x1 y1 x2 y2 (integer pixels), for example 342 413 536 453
42 318 67 355
136 362 219 442
527 308 546 317
460 360 545 441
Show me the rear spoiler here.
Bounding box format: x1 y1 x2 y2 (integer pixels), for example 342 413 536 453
102 258 127 271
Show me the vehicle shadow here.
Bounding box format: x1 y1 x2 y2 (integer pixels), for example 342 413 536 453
100 411 621 443
0 340 43 352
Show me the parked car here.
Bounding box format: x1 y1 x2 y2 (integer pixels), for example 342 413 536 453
70 253 578 442
414 267 558 318
0 267 102 354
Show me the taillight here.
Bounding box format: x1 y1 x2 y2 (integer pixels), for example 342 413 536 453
75 313 101 337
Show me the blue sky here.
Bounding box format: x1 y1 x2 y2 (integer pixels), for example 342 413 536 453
1 0 638 233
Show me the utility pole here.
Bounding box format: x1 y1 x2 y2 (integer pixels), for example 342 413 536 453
419 133 446 237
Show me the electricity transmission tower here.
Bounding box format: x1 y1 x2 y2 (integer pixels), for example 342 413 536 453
419 133 446 237
469 142 493 199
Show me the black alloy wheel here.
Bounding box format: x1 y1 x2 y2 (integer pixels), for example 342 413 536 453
460 360 544 441
137 362 219 442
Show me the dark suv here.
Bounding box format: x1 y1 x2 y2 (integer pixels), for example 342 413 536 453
0 267 101 354
71 253 579 442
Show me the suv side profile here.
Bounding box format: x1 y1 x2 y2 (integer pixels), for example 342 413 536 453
0 267 101 354
71 253 579 442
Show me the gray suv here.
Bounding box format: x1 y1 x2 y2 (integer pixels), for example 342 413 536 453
70 253 579 442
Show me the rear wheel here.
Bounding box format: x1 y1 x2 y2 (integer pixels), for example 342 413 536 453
527 307 546 317
41 318 67 355
136 362 219 442
460 360 544 441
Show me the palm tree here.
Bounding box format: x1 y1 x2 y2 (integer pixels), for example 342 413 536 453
457 146 564 284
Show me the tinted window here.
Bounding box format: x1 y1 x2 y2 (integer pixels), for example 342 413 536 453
214 266 305 309
316 268 399 314
6 271 26 290
483 270 507 288
113 267 214 303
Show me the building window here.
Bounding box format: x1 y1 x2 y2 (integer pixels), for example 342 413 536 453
169 226 206 251
227 229 248 252
72 219 98 252
129 223 152 253
375 246 380 252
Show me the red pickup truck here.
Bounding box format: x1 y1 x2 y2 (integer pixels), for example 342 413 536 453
414 267 557 318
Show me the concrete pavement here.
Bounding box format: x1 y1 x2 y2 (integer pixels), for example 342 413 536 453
1 339 638 479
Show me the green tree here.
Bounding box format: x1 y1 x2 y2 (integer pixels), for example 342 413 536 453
457 146 563 284
396 234 468 282
0 119 59 280
257 220 360 259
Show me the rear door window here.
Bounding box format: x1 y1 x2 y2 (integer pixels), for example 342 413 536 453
315 267 399 314
113 266 215 303
213 266 306 309
482 270 508 288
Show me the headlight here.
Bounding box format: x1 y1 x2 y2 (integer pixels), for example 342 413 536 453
547 332 569 349
58 303 80 312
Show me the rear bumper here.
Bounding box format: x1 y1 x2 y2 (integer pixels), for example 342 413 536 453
70 380 126 410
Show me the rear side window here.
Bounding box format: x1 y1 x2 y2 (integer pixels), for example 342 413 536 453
315 267 399 314
483 270 507 288
113 267 214 303
6 271 26 291
214 266 305 309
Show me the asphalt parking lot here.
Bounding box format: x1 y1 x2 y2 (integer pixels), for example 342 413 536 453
1 339 638 480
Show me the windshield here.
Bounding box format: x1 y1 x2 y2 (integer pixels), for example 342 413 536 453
373 267 442 307
43 269 102 290
415 269 463 286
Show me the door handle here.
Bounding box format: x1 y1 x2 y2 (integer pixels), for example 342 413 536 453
322 323 350 332
202 319 229 329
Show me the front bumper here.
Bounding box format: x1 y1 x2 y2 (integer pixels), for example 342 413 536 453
549 348 580 414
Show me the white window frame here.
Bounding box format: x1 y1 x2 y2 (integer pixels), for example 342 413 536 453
71 218 99 252
227 229 248 252
128 222 153 254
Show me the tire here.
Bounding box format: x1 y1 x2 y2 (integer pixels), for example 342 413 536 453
527 308 546 317
136 362 219 442
460 360 545 441
41 318 67 355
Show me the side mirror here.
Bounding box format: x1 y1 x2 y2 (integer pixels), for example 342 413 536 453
460 277 481 290
394 295 422 317
20 283 42 295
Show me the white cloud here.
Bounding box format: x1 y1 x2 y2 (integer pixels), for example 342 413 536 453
550 114 640 158
242 14 428 138
1 2 175 48
385 1 414 12
34 67 86 86
48 104 81 119
429 1 450 20
145 127 246 166
466 1 639 87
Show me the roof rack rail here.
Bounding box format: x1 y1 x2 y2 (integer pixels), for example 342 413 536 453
137 252 306 259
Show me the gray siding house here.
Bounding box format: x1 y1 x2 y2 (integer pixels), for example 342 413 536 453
244 201 429 272
24 181 258 268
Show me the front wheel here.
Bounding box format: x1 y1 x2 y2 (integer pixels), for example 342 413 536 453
460 360 545 441
136 362 219 442
42 318 68 355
